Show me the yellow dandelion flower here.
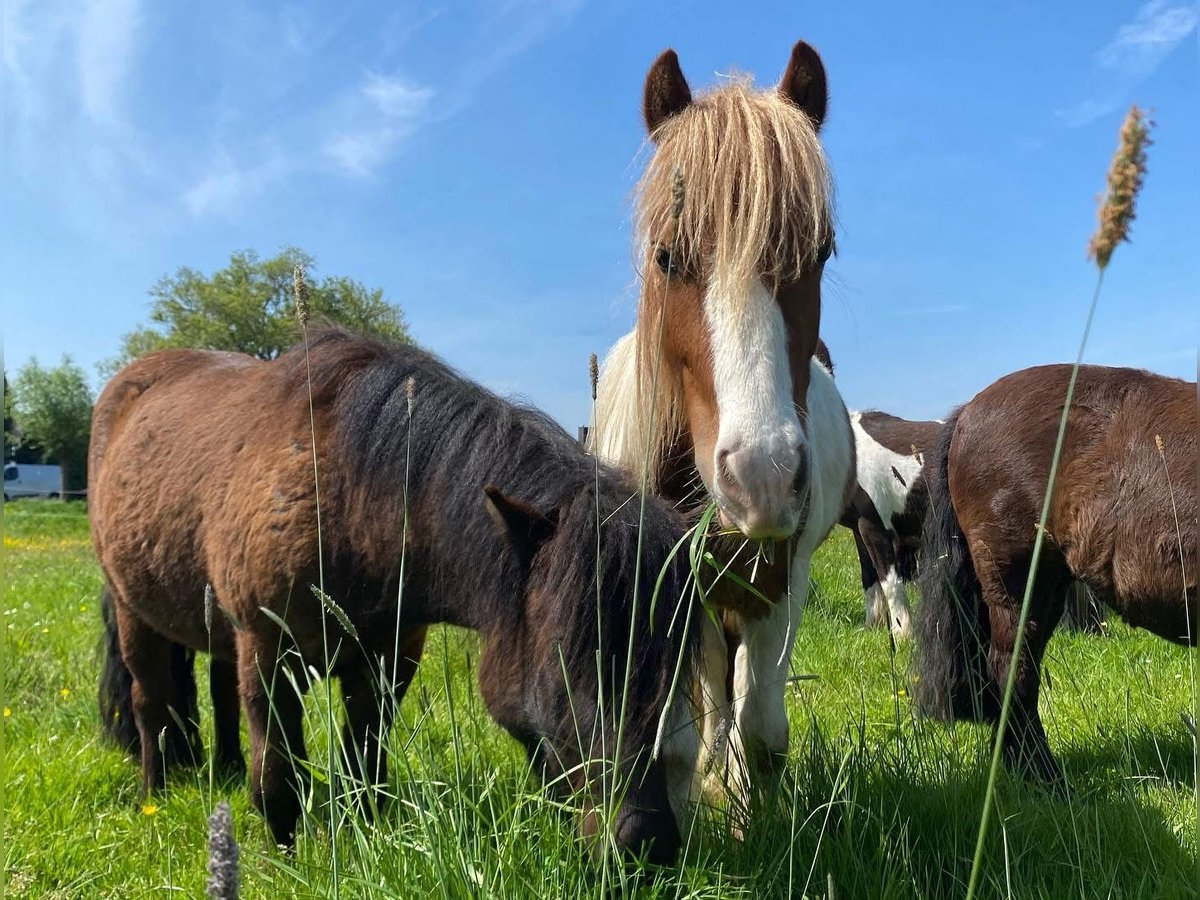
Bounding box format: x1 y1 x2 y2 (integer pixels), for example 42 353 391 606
3 707 11 718
141 803 159 816
59 688 71 699
896 688 908 698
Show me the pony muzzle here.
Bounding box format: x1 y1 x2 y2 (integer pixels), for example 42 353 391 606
581 799 681 867
714 437 809 539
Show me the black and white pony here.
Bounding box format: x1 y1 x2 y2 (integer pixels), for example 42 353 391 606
838 411 940 638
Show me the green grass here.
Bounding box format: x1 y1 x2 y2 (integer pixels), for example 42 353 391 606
3 501 1197 897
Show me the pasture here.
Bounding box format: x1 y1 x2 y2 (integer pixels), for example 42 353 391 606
4 500 1197 897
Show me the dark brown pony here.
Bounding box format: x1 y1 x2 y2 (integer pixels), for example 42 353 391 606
92 329 701 861
915 364 1197 779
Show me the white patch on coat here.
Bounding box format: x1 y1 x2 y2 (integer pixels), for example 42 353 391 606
795 361 855 556
851 412 923 530
864 581 888 628
721 358 853 809
881 566 911 637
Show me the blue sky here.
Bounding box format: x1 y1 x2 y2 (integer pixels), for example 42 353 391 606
4 1 1197 427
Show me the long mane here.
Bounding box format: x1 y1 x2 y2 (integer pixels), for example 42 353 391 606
592 77 834 489
290 328 700 751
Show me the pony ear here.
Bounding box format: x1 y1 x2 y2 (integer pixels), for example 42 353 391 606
643 49 693 136
779 40 828 129
483 485 558 570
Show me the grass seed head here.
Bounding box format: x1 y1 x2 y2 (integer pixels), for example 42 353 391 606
588 352 599 401
206 801 240 899
670 166 685 221
1087 105 1152 270
204 583 214 637
293 264 311 327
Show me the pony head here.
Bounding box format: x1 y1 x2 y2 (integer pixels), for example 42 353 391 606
478 480 700 865
633 41 834 539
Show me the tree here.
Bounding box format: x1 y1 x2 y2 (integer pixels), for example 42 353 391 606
3 373 15 459
107 247 410 373
12 357 94 497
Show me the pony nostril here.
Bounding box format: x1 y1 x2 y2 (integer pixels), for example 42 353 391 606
715 448 748 505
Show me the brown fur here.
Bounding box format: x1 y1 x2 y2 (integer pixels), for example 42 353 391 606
915 364 1197 780
91 332 701 860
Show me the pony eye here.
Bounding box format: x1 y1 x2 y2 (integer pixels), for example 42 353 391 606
655 247 680 277
817 238 835 265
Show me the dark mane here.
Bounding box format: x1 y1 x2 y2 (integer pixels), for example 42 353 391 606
289 327 701 754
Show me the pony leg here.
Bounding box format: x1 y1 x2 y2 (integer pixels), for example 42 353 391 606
851 525 884 629
339 627 427 810
1061 582 1105 634
113 601 174 795
692 616 733 807
210 659 245 777
854 514 910 638
982 575 1066 784
726 556 809 812
166 643 204 767
237 631 309 848
880 565 912 639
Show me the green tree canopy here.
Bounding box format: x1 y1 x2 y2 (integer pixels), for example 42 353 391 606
4 373 16 458
12 357 94 495
108 247 410 372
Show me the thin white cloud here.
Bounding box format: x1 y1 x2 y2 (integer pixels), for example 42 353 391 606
439 0 581 117
181 72 434 213
76 0 143 125
1096 0 1197 76
7 2 576 230
4 0 168 235
322 74 434 177
182 153 291 217
1058 1 1195 128
1055 98 1120 128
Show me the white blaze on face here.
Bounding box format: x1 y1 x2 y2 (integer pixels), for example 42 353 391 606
703 270 806 537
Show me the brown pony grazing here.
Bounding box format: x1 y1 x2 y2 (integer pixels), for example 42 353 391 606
590 41 855 813
91 329 702 861
840 411 940 638
915 364 1197 781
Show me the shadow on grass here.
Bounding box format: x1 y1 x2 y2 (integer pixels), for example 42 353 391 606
1058 723 1200 792
676 718 1198 899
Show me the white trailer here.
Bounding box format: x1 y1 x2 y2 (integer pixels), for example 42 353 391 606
3 462 64 499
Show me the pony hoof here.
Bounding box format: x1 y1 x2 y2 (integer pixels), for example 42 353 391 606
215 757 247 784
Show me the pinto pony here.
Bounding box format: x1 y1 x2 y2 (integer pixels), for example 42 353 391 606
840 411 940 638
91 330 702 861
915 364 1197 780
590 41 855 809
